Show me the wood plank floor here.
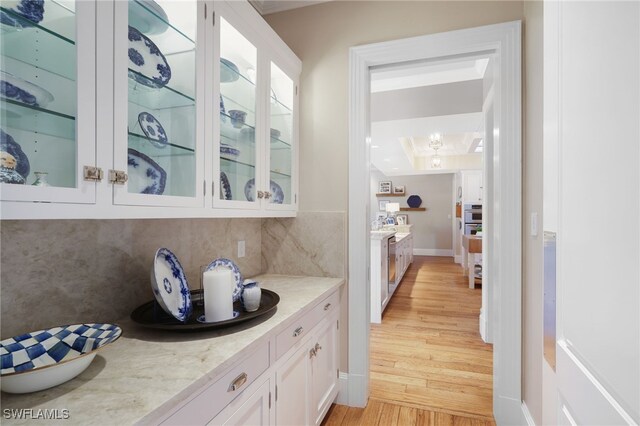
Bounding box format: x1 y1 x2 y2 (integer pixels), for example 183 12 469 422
323 256 495 426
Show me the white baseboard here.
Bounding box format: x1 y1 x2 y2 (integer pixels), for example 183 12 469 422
522 401 536 426
335 372 350 405
454 254 462 264
413 249 454 257
347 372 367 407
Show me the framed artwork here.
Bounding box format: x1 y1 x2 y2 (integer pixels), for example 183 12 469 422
378 200 389 211
378 181 392 194
393 185 405 195
397 214 408 225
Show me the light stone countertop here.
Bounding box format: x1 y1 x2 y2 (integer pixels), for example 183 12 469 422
370 230 396 240
0 275 344 426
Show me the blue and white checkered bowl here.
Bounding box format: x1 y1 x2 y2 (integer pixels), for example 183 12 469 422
0 323 122 394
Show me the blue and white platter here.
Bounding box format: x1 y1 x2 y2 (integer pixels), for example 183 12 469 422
150 248 192 322
0 323 122 394
220 142 240 158
0 70 54 108
127 148 166 195
205 258 243 302
138 111 168 148
128 26 172 89
129 0 169 35
1 128 30 180
244 178 284 204
220 171 232 200
0 0 44 29
220 58 240 83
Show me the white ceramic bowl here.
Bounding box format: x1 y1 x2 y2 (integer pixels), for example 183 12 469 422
0 323 122 394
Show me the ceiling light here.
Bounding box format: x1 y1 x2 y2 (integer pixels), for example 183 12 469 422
429 133 442 168
371 145 380 149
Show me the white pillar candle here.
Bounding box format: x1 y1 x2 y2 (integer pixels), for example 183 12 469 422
203 269 233 322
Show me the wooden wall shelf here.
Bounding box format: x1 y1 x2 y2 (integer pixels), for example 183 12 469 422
375 193 405 197
400 207 426 211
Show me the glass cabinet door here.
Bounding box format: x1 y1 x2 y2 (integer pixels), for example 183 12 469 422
215 16 259 208
0 0 96 204
113 0 202 207
267 62 295 208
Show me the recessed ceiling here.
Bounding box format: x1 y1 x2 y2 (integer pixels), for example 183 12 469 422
371 58 489 93
250 0 333 15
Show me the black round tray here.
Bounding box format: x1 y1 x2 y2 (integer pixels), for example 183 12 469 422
130 289 279 331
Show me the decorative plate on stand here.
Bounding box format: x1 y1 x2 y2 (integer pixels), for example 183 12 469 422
150 248 192 322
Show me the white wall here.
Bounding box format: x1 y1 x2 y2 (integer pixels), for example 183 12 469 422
522 1 544 424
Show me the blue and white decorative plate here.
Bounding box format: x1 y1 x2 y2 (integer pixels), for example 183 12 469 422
0 323 122 394
151 248 192 322
244 178 284 204
1 128 30 180
138 112 168 149
128 26 172 89
128 0 169 35
205 258 243 302
127 148 166 195
220 171 232 200
220 143 240 158
407 195 422 208
220 58 239 83
0 167 25 184
0 0 44 29
196 311 239 324
0 70 54 108
269 180 284 204
244 178 256 202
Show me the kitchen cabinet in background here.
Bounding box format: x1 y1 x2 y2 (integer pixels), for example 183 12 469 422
462 170 483 203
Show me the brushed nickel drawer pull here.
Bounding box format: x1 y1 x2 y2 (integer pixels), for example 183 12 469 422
309 348 316 358
293 326 303 337
228 372 248 392
324 303 331 311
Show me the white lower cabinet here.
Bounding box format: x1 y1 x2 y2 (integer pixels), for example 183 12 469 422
158 290 340 426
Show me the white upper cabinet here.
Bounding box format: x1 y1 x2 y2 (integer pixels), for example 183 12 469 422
0 0 300 219
0 0 97 205
211 1 299 213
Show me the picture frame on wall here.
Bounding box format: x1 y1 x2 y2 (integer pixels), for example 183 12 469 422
397 214 408 225
393 185 405 195
378 200 389 211
378 181 392 194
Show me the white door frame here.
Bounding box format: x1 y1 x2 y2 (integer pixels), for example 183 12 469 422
347 21 522 424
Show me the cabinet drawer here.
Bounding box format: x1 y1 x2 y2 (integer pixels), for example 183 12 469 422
162 342 270 425
276 291 339 359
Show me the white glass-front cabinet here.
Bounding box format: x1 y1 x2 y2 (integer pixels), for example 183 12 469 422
113 0 204 207
211 1 299 212
0 0 96 204
0 0 299 218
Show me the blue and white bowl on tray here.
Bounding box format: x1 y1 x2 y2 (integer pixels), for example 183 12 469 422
205 258 243 302
0 323 122 394
150 247 192 322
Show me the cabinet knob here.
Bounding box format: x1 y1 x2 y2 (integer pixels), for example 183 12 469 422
257 190 265 199
293 326 303 337
309 348 316 358
228 372 248 392
314 342 322 352
324 303 331 311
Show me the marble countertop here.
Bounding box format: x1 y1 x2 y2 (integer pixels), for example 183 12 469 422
0 275 344 425
396 232 411 242
370 230 395 240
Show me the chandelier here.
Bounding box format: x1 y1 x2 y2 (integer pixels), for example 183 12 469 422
429 133 442 168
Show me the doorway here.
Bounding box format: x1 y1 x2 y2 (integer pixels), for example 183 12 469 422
347 21 522 425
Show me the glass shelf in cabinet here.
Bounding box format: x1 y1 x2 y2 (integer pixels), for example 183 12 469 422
0 8 76 81
128 72 195 110
1 98 75 140
270 96 292 114
128 132 195 158
220 158 291 179
270 169 292 179
129 0 195 55
220 92 255 120
220 111 256 133
220 59 253 88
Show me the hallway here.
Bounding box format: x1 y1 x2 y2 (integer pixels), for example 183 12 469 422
323 256 495 425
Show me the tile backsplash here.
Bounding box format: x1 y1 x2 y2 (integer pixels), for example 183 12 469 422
0 218 261 338
0 212 345 338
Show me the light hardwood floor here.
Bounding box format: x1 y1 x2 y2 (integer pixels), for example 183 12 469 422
323 256 495 426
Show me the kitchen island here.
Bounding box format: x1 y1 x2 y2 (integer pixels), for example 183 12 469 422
1 275 344 425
